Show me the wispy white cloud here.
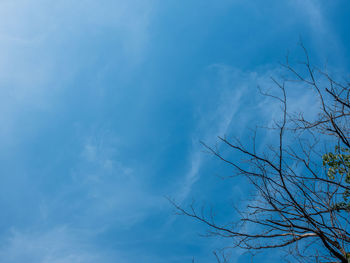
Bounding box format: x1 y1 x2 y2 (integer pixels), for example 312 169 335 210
67 130 161 228
175 65 254 203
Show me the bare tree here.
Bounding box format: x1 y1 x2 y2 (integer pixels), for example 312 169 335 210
172 45 350 263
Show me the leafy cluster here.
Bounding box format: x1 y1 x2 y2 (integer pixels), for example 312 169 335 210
323 146 350 211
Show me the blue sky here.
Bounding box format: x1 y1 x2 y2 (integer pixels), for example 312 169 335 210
0 1 349 262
